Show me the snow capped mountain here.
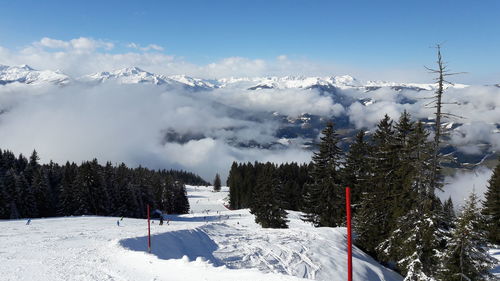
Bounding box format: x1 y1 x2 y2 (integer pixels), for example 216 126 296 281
0 64 472 91
365 80 469 91
0 64 69 85
81 67 219 89
168 74 219 89
220 75 362 90
81 67 174 85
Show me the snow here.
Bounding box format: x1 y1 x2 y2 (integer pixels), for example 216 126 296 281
490 247 500 278
0 185 402 281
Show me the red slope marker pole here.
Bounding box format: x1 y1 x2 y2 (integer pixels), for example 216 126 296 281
346 187 353 281
147 204 151 253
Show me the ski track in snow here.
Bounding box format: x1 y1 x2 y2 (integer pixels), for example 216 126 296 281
1 185 404 281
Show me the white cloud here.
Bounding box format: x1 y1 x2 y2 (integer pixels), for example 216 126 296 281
36 37 114 52
0 82 314 180
210 87 344 117
0 36 434 81
440 167 493 209
127 43 164 51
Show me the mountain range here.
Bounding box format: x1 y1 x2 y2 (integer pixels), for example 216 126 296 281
0 64 470 91
0 64 498 169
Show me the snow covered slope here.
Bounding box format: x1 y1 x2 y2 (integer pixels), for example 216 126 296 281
0 185 404 281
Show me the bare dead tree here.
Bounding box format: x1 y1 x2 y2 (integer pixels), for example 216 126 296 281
424 45 465 200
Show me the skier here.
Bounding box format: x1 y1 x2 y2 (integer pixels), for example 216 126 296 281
159 216 164 225
117 220 120 227
26 218 31 225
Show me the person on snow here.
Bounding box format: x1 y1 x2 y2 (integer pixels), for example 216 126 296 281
117 220 120 227
26 218 31 225
159 216 164 225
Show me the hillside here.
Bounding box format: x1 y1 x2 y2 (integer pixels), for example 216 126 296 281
0 185 403 281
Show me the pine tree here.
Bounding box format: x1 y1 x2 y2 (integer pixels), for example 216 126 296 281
16 174 38 218
342 130 371 210
379 209 440 281
440 191 496 281
443 197 456 230
58 162 78 215
250 163 288 228
0 147 203 219
4 169 20 219
0 181 8 219
213 173 222 192
482 158 500 244
32 168 52 217
172 180 190 214
227 162 240 209
377 118 444 279
303 121 343 227
355 115 397 254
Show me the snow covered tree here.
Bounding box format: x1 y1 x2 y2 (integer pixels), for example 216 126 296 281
250 163 288 228
482 158 500 244
379 209 441 281
377 119 443 279
440 191 496 281
213 173 221 192
302 121 343 227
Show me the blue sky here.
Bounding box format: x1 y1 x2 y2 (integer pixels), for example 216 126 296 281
0 0 499 83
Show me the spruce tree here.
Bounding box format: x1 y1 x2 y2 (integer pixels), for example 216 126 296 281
355 115 397 254
440 191 496 281
378 119 443 279
482 158 500 244
32 168 53 217
250 163 288 228
58 162 78 215
342 130 371 210
16 174 38 218
213 173 222 192
303 121 343 227
0 182 8 219
443 197 456 230
227 162 240 209
172 180 190 214
4 169 20 219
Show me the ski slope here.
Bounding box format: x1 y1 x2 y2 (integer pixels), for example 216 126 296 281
1 185 403 281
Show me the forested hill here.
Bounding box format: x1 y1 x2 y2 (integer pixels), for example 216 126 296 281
0 148 208 219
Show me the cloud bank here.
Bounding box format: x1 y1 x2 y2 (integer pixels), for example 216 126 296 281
0 82 318 181
440 167 493 209
0 36 434 82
